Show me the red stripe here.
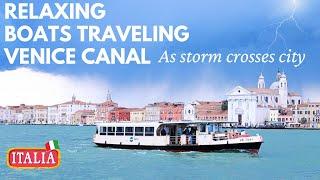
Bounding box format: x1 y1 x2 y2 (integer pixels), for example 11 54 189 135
45 142 50 150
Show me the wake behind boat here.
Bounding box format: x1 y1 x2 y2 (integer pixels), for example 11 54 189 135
93 121 263 153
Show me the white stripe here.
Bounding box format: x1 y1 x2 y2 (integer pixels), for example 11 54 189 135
49 140 55 149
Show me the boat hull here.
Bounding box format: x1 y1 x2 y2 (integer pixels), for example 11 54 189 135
94 142 262 153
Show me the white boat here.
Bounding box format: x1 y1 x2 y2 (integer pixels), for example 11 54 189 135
93 121 263 153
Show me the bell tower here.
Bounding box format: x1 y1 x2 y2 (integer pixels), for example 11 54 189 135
107 89 112 101
279 72 288 108
72 94 76 103
258 73 265 89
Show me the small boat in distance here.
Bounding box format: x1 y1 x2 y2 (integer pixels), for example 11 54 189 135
93 121 263 153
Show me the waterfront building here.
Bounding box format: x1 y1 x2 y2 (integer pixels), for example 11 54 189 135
145 103 161 121
130 108 145 122
278 114 294 125
184 102 197 120
8 105 29 124
144 102 184 121
268 108 279 123
107 107 131 122
184 101 227 121
160 102 184 121
96 90 118 122
33 105 48 124
195 101 226 121
21 106 34 124
0 106 10 123
72 110 96 125
56 95 97 124
292 102 320 128
47 105 58 124
227 71 302 126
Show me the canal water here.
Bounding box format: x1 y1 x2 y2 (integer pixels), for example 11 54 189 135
1 125 319 179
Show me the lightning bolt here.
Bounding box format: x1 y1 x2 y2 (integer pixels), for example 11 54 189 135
263 0 303 51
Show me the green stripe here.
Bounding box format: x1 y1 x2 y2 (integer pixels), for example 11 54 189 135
53 140 60 149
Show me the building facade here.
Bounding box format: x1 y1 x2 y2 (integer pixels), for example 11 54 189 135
108 107 131 122
184 103 196 120
160 102 184 121
48 105 58 124
227 71 302 126
130 108 145 122
33 105 48 124
96 90 118 122
145 103 161 121
292 102 320 128
184 101 227 121
268 108 279 122
56 95 97 124
72 110 96 125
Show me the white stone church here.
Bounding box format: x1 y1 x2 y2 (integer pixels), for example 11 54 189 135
227 71 302 126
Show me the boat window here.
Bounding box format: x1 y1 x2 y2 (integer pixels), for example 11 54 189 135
135 127 144 136
200 124 206 133
100 126 106 135
125 127 133 136
107 127 115 135
116 127 124 136
145 127 154 136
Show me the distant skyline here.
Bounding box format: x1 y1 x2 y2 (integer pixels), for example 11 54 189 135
0 0 319 106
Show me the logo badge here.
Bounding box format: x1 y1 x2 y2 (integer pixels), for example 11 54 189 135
7 140 61 169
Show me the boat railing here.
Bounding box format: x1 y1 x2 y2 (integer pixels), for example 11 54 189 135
169 136 181 145
212 133 228 141
186 135 197 145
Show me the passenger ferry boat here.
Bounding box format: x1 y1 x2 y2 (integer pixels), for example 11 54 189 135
93 121 263 153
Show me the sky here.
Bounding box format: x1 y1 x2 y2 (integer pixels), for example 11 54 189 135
0 0 319 107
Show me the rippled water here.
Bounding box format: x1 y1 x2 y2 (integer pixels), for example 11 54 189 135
1 125 319 179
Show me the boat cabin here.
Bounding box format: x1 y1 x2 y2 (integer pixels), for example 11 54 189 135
94 121 241 146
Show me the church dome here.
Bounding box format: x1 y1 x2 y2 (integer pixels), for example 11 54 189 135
270 81 279 89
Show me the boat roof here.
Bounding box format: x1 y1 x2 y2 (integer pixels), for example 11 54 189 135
160 120 237 125
96 121 161 127
96 120 237 126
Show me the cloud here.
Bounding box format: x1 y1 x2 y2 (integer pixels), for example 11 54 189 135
302 85 320 102
0 68 109 106
0 68 230 107
113 70 231 107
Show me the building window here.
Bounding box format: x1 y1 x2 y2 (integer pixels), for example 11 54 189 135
265 97 268 103
116 127 124 136
275 97 278 103
145 127 154 136
125 127 133 136
107 127 115 135
135 127 144 136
